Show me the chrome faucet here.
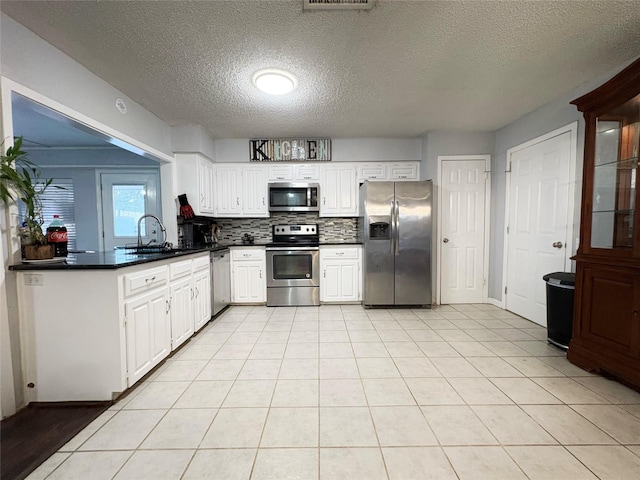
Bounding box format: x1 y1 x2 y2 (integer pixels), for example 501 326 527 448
137 214 167 247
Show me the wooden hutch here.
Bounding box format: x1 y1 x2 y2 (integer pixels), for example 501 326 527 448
568 57 640 389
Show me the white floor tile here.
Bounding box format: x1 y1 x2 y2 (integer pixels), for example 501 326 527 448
568 446 640 480
370 405 437 446
260 407 319 447
252 448 318 480
173 380 233 408
182 449 256 480
382 446 458 480
200 407 268 448
222 379 276 407
45 451 133 480
320 447 387 480
506 446 598 480
320 379 368 406
444 446 527 480
113 449 194 480
471 405 557 445
78 409 166 450
320 406 378 446
362 378 416 406
140 409 216 449
271 379 319 407
421 405 498 446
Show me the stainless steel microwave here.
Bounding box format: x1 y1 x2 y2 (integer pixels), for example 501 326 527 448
268 183 320 212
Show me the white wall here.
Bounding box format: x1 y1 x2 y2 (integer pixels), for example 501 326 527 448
215 138 422 163
0 14 173 157
171 125 217 160
489 56 639 301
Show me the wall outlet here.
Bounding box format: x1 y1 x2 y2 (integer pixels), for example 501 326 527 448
24 273 44 286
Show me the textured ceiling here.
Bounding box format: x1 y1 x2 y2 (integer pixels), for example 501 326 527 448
2 0 640 139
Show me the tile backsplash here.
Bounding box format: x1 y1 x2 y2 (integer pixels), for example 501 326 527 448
213 213 358 243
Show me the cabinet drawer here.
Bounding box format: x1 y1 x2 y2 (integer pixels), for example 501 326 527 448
193 254 210 272
321 247 360 259
232 248 265 261
169 259 193 280
124 266 168 297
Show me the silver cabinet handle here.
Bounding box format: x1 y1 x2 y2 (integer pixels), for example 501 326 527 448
323 269 326 278
191 288 194 300
443 238 449 243
195 287 200 297
259 269 262 279
236 197 240 206
165 299 171 313
336 252 344 255
552 242 563 249
145 276 156 284
263 197 265 205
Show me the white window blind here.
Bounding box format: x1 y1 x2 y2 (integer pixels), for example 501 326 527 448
19 179 76 250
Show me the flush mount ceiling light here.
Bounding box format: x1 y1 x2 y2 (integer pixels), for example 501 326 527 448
252 69 298 95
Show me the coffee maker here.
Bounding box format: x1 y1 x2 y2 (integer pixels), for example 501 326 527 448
179 221 212 248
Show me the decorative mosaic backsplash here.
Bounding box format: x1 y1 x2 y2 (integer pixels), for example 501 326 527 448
213 213 358 244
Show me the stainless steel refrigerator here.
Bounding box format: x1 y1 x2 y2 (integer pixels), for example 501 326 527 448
359 180 432 307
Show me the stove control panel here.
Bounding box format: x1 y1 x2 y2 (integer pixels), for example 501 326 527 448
273 224 317 236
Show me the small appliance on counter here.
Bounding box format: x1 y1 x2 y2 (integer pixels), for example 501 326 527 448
178 219 213 249
241 233 255 245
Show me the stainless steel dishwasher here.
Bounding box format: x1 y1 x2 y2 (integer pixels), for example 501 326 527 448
211 248 230 316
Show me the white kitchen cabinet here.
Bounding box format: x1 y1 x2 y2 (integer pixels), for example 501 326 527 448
175 153 215 216
214 165 243 216
169 259 195 351
388 162 419 180
193 265 212 332
294 164 320 181
320 246 362 303
242 166 268 216
123 265 171 385
268 164 294 181
320 165 358 217
214 164 268 217
356 163 387 182
231 247 266 303
124 286 171 385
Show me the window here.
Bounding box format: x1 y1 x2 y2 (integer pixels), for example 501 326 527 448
19 179 76 250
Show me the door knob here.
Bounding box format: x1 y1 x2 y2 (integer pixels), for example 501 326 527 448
552 241 563 249
443 238 449 243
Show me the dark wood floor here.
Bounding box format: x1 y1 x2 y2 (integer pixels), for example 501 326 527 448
1 402 111 480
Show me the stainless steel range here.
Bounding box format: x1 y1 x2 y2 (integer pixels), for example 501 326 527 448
266 224 320 306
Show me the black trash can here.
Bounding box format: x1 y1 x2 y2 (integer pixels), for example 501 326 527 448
542 272 575 350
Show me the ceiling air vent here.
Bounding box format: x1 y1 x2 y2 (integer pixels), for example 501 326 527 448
303 0 374 10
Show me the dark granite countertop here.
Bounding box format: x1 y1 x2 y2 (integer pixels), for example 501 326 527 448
8 245 231 271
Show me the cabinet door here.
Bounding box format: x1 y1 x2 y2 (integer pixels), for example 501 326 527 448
242 166 268 216
357 163 386 182
193 268 212 331
124 288 170 385
268 165 294 181
321 166 358 217
576 265 640 359
214 166 243 216
198 157 215 214
232 261 266 303
321 259 360 302
169 277 194 351
388 162 419 180
295 164 320 181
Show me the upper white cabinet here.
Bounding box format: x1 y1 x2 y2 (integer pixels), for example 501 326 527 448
214 164 268 218
388 162 419 180
356 163 387 182
294 164 320 181
320 165 358 217
242 166 268 216
267 164 294 181
175 153 215 216
267 163 320 181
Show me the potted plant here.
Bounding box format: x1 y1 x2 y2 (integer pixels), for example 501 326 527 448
1 137 55 260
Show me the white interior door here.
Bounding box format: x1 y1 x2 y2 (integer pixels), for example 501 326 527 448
505 131 572 325
440 158 488 304
99 172 161 251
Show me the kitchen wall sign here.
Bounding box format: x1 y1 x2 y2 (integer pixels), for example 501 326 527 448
250 138 331 162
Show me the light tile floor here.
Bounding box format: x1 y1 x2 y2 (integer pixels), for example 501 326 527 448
27 304 640 480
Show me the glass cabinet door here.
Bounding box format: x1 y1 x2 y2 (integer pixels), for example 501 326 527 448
591 94 639 249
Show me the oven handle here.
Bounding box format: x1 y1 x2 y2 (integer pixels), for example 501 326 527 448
266 246 319 251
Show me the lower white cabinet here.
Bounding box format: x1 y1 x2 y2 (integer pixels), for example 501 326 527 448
231 247 266 303
193 264 212 332
16 252 211 402
124 285 171 385
320 246 362 303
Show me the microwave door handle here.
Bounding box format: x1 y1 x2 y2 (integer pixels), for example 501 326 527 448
307 188 311 207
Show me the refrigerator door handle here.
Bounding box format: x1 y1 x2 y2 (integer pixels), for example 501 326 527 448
390 199 396 254
394 200 400 256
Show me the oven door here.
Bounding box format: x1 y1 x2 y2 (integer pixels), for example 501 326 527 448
266 247 319 287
